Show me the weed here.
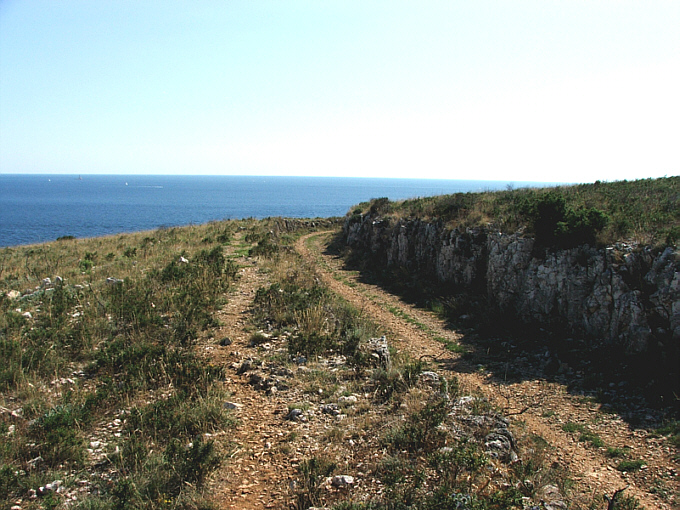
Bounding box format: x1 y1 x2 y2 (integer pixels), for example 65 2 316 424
561 422 585 433
654 420 680 448
384 398 448 453
28 404 87 467
429 438 487 490
0 219 247 510
605 447 630 458
616 459 645 472
0 465 20 501
323 427 345 443
288 402 311 413
249 332 271 346
578 431 605 448
293 457 336 509
606 492 646 510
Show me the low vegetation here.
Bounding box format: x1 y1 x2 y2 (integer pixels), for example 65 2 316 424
1 206 662 509
351 176 679 248
0 220 260 510
244 233 608 509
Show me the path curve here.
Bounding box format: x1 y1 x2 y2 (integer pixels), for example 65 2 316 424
295 230 677 510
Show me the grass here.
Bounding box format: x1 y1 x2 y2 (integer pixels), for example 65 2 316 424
246 230 592 510
351 176 680 249
616 459 646 472
2 213 656 510
560 422 604 448
0 219 273 509
561 422 586 433
605 447 631 458
384 305 466 354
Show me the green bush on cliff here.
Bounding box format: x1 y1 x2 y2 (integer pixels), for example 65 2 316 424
523 191 608 249
354 176 679 248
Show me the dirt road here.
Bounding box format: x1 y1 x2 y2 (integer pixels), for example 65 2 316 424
201 229 677 509
294 230 678 510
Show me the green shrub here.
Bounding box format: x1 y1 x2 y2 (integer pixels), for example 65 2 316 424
28 405 86 467
163 438 220 491
385 398 448 453
79 259 94 272
366 176 679 248
249 236 279 258
293 457 336 509
578 430 604 448
605 447 630 458
428 439 487 490
369 197 391 215
616 459 645 472
524 192 608 249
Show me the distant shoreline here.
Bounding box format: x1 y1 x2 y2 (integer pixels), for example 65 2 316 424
1 175 563 248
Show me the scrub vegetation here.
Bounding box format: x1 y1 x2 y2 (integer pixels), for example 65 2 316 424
0 220 255 510
351 176 680 249
2 176 673 508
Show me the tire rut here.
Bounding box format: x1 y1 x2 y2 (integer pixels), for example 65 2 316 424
296 230 678 510
200 262 296 509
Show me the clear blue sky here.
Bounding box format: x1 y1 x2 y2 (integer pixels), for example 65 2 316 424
1 1 678 182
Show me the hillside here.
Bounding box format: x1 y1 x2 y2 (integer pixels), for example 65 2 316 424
1 213 678 509
350 176 679 249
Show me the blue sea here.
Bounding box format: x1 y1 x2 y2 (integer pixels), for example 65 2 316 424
1 175 559 247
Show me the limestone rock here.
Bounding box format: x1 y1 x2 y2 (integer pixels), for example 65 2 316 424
344 213 680 354
286 408 306 422
366 336 391 369
331 475 354 488
538 484 567 510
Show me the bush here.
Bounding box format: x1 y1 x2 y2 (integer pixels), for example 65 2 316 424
28 405 86 467
293 457 336 509
524 192 608 249
0 465 20 502
369 197 391 215
385 398 448 453
616 459 645 472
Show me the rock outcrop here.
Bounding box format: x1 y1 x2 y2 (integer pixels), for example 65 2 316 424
344 213 680 354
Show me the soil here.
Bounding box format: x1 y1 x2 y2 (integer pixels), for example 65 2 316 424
201 230 679 509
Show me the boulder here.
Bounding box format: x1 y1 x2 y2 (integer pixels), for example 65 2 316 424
6 290 21 300
366 336 391 369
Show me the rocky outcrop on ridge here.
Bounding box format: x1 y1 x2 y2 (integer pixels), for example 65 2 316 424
344 213 680 355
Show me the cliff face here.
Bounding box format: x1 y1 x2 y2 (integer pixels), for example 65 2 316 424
344 214 680 354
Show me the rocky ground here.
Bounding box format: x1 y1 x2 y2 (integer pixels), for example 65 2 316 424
194 230 678 509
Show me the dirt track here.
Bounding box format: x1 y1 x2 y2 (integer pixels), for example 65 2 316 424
202 230 677 509
294 231 678 510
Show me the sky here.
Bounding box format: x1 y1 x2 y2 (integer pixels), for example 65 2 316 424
1 1 679 182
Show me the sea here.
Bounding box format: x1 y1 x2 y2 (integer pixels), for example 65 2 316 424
0 175 560 248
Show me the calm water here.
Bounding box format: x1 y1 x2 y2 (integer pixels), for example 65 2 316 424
1 175 557 247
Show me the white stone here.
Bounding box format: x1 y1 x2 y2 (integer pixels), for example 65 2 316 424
331 475 354 488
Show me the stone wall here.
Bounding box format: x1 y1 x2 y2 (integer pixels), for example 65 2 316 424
344 213 680 354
